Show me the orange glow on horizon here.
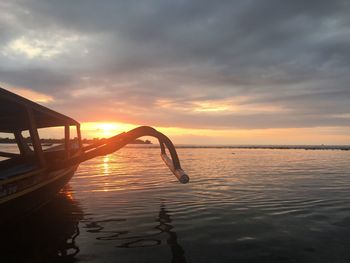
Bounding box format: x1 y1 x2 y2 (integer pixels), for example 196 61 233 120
78 121 350 145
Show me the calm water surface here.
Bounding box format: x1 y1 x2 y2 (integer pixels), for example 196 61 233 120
2 147 350 262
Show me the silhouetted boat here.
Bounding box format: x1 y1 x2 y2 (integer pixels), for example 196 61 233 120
0 87 188 225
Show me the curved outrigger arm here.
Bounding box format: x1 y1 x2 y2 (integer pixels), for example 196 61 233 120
49 126 189 184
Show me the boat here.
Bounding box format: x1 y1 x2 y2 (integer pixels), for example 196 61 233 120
0 87 189 225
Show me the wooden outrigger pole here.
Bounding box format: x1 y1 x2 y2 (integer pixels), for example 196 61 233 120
50 126 189 184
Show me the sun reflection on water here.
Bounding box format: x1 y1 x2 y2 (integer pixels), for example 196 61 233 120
103 156 110 175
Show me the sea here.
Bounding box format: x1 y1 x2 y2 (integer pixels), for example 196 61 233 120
1 145 350 263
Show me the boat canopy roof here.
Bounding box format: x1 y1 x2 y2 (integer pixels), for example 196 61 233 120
0 87 79 133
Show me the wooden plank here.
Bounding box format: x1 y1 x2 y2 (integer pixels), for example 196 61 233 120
0 151 19 158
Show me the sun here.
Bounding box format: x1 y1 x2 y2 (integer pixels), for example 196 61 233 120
81 122 136 139
96 123 119 137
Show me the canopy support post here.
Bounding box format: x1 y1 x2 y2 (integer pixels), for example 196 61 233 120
26 108 46 167
65 125 70 159
14 130 32 156
76 124 83 149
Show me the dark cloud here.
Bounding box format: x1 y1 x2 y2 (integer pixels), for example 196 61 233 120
0 68 75 93
0 0 349 129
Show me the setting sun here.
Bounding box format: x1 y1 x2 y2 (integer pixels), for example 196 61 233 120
81 122 136 138
97 123 118 137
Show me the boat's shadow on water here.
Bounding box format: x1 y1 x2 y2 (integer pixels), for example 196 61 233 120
0 188 83 263
1 190 187 263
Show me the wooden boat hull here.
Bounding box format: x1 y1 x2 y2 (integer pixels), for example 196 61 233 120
0 165 78 225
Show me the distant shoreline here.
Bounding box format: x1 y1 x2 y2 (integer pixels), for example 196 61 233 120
124 144 350 151
138 144 350 151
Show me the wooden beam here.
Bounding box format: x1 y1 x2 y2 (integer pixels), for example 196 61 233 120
76 124 83 149
14 130 29 156
27 108 46 167
0 151 20 158
65 125 70 159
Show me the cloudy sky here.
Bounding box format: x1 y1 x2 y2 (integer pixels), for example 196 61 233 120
1 0 350 144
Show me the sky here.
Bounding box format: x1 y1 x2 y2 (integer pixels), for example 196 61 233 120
1 0 350 144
